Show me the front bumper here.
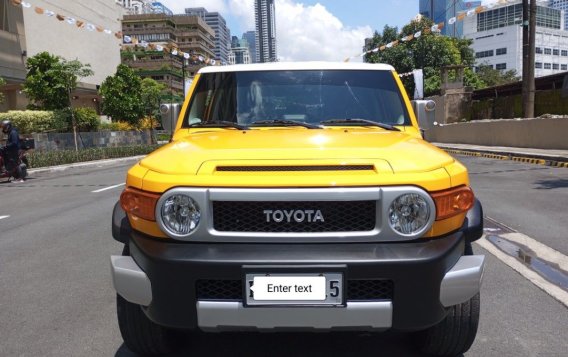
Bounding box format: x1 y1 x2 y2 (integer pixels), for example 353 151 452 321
111 228 485 332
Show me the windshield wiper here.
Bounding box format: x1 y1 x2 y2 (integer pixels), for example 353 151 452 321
320 119 400 131
189 121 249 130
250 120 322 129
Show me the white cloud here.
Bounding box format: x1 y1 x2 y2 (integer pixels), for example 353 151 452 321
154 0 373 62
274 0 372 62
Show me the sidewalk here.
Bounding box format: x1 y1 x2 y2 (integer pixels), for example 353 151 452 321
433 143 568 168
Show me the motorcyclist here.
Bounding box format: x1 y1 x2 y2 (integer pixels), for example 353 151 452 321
1 120 21 175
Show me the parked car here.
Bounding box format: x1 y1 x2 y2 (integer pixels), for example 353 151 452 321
111 62 485 356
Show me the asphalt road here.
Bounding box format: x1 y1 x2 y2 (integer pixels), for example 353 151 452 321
0 155 567 356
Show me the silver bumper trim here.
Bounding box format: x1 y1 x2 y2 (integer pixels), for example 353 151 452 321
196 301 392 331
440 255 485 307
110 255 152 306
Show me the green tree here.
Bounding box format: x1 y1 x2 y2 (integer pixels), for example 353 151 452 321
0 76 5 104
365 17 482 97
140 78 166 118
475 65 519 87
99 64 145 124
22 52 93 110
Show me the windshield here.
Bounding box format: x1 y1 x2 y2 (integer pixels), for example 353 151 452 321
183 70 411 127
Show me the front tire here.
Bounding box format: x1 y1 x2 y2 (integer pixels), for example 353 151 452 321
413 293 480 356
116 245 179 355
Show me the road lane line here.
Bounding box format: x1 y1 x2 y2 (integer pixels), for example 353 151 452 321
91 183 125 193
475 235 568 308
0 215 9 220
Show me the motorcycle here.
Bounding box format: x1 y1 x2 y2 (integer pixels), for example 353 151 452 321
0 143 31 182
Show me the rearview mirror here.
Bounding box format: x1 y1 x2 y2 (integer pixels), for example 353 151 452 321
160 103 182 134
411 100 436 139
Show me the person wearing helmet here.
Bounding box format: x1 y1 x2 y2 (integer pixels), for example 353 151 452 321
1 120 21 175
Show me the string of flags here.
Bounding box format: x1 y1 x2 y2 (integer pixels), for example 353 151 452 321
345 2 504 62
10 0 219 66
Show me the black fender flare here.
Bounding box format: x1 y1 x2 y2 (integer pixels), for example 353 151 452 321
462 199 484 243
112 201 132 244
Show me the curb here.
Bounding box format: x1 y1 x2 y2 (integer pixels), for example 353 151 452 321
28 155 146 175
438 147 568 168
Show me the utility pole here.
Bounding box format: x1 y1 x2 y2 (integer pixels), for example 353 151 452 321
527 0 536 118
522 0 529 115
522 0 536 118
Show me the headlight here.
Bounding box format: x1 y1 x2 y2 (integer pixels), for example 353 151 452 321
388 193 431 236
159 194 201 237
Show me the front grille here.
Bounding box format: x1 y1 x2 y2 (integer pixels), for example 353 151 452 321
212 201 376 233
196 280 242 300
195 279 394 301
347 280 394 301
216 165 374 172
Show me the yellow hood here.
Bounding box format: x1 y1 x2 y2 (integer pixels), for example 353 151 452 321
140 128 454 175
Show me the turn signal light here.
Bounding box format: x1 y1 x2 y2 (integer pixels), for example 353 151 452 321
120 187 160 221
431 186 474 221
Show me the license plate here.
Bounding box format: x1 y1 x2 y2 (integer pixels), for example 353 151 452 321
245 273 343 306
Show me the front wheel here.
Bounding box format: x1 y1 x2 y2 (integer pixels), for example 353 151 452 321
413 293 480 356
116 245 179 355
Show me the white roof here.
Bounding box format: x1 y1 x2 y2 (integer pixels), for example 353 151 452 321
198 61 395 74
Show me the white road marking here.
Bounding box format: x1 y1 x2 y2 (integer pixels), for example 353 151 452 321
91 183 125 193
475 235 568 308
0 215 9 220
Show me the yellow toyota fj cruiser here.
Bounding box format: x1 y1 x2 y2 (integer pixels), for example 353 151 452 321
111 62 485 356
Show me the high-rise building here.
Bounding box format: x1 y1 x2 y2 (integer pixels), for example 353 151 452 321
254 0 277 62
229 37 251 65
185 8 231 64
549 0 568 30
151 2 173 16
1 0 124 111
463 0 568 77
117 0 172 15
122 14 216 95
242 31 257 63
419 0 481 37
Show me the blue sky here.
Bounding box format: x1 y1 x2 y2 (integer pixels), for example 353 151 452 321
157 0 424 61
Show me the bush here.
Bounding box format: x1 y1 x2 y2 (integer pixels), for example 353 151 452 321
139 117 159 130
53 107 100 132
99 118 158 131
0 111 56 134
27 145 161 168
0 108 100 134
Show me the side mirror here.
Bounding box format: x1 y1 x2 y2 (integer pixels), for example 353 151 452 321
159 103 181 135
411 100 436 139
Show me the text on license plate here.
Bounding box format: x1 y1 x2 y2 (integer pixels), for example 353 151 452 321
251 276 326 301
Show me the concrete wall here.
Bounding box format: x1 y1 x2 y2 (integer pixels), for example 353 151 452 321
32 130 154 151
425 117 568 150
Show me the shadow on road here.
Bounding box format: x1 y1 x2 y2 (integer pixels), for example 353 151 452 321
533 178 568 190
115 331 458 357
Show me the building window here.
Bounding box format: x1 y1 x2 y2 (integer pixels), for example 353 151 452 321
552 63 559 70
535 62 542 69
561 64 567 71
562 50 568 57
496 48 507 55
536 47 543 54
477 4 561 32
496 63 507 70
544 48 552 55
476 50 494 58
553 49 559 56
544 63 551 69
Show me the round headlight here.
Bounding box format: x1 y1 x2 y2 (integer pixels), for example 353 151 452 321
160 194 201 237
388 193 430 236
